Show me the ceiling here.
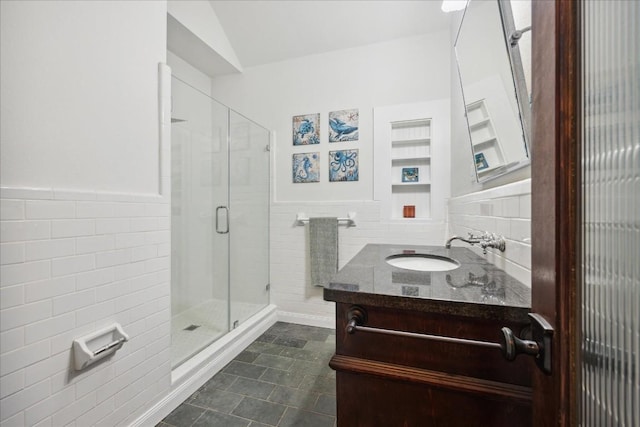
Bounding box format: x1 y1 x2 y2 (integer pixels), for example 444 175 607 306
209 1 452 68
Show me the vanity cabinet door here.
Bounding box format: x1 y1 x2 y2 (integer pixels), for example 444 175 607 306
335 371 530 427
330 303 533 427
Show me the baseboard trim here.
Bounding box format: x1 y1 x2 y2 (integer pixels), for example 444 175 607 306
277 310 335 329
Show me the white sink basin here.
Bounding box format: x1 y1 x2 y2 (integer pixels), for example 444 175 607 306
385 254 460 272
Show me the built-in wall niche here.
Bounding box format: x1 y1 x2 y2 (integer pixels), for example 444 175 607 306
374 100 450 223
466 99 506 177
390 119 431 219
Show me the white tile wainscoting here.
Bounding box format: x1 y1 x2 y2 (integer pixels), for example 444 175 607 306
0 187 172 427
447 179 532 287
0 183 530 425
270 201 448 327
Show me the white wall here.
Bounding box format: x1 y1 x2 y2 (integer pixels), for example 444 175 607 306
167 51 212 94
0 2 173 426
210 33 452 324
0 1 165 194
211 33 451 202
167 0 242 75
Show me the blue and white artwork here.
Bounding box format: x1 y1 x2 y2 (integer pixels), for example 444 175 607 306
475 152 489 170
329 149 359 182
402 167 419 183
329 109 359 142
293 114 320 145
292 152 320 183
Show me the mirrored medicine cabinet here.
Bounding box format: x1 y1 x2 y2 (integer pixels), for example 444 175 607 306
455 0 532 183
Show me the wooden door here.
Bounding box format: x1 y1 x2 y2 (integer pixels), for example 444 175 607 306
530 0 580 424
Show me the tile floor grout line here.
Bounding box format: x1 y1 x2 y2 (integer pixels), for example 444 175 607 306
188 409 206 427
275 405 291 427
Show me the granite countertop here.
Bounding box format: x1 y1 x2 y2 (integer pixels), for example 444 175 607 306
323 244 531 322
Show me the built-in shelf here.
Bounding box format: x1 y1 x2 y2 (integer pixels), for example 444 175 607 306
478 164 505 175
392 182 431 187
472 137 498 147
374 101 448 223
392 156 431 162
468 118 491 130
388 118 432 220
466 100 505 174
391 138 431 145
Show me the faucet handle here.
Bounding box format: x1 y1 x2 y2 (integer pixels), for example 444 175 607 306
480 233 506 253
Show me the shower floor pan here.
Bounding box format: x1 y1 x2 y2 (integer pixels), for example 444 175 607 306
171 298 264 368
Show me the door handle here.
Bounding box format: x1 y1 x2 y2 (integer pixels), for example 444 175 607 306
215 206 229 234
500 313 554 375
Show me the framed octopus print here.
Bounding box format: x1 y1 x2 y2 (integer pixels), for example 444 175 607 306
329 149 359 182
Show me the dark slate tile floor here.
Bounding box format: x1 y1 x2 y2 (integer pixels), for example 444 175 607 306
159 322 337 427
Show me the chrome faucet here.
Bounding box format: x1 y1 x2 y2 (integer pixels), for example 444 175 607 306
445 234 481 249
445 232 506 254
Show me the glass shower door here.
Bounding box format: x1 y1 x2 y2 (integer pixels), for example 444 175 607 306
229 111 270 327
170 76 229 368
580 0 639 424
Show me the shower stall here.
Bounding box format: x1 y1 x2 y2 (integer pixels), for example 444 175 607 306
170 76 270 369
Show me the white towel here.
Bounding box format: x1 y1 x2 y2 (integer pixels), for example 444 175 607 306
309 217 338 287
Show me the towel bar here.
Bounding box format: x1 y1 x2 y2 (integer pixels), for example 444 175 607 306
347 319 502 350
345 306 501 350
296 212 356 227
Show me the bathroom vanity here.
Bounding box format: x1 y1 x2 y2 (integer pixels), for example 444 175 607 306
324 244 533 427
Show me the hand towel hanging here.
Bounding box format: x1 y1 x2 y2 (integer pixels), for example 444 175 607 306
309 217 339 287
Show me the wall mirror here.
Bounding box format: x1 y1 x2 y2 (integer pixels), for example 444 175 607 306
455 0 531 182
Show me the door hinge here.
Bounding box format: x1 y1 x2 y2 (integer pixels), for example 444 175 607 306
265 283 271 291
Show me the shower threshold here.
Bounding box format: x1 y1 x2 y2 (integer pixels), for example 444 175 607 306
170 298 265 368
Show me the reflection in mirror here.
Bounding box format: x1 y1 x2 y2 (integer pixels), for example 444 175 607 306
455 0 531 182
508 0 532 101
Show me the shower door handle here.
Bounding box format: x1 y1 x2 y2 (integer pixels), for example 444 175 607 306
216 206 229 234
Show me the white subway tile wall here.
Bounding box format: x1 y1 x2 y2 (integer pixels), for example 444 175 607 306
270 201 447 323
0 160 529 427
447 179 532 286
0 188 171 427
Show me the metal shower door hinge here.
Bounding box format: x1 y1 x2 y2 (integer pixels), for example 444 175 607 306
266 283 271 291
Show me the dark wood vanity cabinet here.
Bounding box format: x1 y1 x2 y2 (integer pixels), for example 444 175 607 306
329 302 533 427
324 244 534 426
